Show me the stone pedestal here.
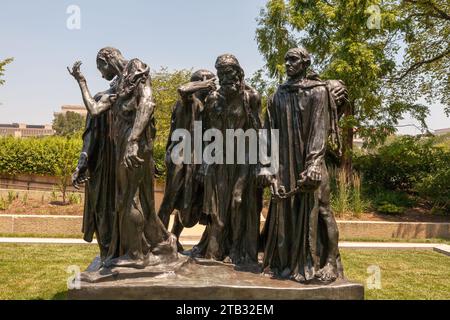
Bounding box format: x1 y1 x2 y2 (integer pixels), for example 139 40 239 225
68 257 364 300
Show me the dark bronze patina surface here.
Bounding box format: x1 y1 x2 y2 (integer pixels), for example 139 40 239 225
69 258 363 300
68 47 362 299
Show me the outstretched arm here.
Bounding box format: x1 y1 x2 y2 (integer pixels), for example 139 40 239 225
178 78 216 106
68 61 115 116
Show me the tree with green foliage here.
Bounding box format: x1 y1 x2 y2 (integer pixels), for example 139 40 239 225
152 67 192 145
54 137 81 204
394 0 450 115
0 58 14 106
246 68 277 115
255 0 448 173
0 57 13 86
151 68 192 176
52 111 85 137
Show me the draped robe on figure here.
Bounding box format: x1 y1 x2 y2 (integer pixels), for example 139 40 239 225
81 89 116 260
105 59 170 264
197 88 263 266
261 78 341 280
159 96 205 228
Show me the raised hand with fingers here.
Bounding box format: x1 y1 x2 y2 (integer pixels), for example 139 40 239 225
330 85 348 106
67 61 86 83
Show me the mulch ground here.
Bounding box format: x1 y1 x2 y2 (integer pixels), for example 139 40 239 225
1 189 449 223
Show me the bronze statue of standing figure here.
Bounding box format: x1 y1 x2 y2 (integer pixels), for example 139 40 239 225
193 54 263 268
69 46 348 286
68 47 177 269
260 47 346 283
158 69 216 252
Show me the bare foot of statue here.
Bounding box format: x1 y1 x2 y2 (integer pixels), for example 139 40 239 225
222 256 233 264
315 262 338 282
183 246 203 258
152 233 178 256
103 254 147 269
261 267 276 278
291 273 306 283
280 267 292 279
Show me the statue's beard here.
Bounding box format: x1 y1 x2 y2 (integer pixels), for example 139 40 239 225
221 82 240 95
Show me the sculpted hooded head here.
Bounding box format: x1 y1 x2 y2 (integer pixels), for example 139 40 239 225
96 47 127 81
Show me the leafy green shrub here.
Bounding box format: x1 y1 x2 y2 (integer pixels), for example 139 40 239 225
354 136 446 191
153 141 167 180
376 202 404 215
54 138 81 204
68 192 82 205
151 68 191 181
372 188 416 208
7 191 18 204
0 196 8 210
415 166 450 212
355 135 450 213
0 136 81 204
0 136 81 176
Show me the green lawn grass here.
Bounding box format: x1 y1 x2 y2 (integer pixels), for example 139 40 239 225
1 233 449 245
0 244 448 300
339 237 450 244
342 249 450 299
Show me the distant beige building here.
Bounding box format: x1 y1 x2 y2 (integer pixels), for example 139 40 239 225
54 105 87 117
434 128 450 136
0 123 54 137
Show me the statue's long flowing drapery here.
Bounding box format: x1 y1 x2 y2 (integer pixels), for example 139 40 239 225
261 79 343 280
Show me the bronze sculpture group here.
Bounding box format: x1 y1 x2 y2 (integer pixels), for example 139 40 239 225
69 46 348 284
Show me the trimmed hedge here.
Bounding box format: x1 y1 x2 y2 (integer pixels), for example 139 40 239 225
0 136 81 176
0 136 167 178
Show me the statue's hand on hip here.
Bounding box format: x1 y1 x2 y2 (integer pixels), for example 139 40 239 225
123 141 144 169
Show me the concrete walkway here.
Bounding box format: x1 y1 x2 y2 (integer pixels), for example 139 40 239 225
1 237 449 256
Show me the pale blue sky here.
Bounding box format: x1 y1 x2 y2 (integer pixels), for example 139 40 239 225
0 0 448 133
